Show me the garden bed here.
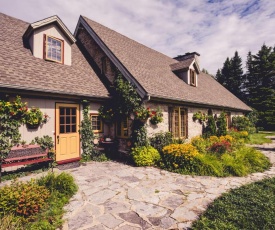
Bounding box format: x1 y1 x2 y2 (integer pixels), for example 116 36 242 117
130 131 272 177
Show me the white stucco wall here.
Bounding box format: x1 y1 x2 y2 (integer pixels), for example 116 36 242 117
30 24 72 66
144 102 244 140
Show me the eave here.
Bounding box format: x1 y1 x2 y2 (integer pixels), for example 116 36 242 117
23 15 76 44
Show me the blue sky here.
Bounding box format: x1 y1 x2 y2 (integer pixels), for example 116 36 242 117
1 0 274 74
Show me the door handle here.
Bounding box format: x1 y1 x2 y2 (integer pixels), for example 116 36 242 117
57 135 59 144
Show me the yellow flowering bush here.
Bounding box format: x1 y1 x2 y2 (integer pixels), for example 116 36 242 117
219 135 234 143
191 136 211 154
239 131 249 138
162 143 199 170
209 136 219 143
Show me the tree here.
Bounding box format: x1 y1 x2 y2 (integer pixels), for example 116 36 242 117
245 44 275 130
216 52 245 101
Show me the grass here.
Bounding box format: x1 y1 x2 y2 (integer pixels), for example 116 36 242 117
1 163 51 182
247 131 275 145
192 177 275 229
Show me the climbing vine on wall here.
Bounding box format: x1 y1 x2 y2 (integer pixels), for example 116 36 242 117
0 96 28 161
98 72 148 146
79 100 95 160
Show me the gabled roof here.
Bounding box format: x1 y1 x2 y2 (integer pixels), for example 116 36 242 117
170 58 199 73
0 13 109 99
23 15 76 44
79 16 251 111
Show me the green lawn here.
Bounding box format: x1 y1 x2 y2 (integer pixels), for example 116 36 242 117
247 131 275 145
192 177 275 229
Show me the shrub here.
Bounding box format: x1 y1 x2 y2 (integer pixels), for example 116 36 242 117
0 180 49 220
131 146 160 166
191 136 211 154
221 153 249 176
203 115 217 138
162 143 199 170
209 140 232 155
149 132 173 152
219 134 234 143
232 116 256 133
193 154 224 177
31 136 54 150
216 112 227 136
0 214 23 230
37 172 78 198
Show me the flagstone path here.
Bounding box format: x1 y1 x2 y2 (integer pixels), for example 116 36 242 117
62 137 275 230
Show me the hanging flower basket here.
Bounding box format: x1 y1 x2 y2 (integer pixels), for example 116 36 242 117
23 107 43 128
134 107 151 121
26 123 40 129
149 107 163 125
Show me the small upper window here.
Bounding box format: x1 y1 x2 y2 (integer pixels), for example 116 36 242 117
190 69 196 86
45 35 63 63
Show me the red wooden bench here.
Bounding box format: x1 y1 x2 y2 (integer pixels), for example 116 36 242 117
0 145 53 182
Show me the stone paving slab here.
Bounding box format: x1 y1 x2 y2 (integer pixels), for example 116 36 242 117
61 139 275 230
1 139 275 229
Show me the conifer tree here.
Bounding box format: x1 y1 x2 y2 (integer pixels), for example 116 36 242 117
216 52 245 101
245 44 275 130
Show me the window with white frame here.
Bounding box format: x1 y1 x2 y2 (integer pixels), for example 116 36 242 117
45 35 63 63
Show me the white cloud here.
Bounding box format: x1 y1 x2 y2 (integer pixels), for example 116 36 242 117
1 0 275 74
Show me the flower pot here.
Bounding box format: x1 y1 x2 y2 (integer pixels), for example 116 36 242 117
26 123 40 129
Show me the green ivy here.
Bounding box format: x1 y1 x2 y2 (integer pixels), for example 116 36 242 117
0 96 27 161
98 72 149 147
79 101 95 161
112 73 141 118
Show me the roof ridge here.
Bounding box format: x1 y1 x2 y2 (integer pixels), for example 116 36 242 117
0 12 29 24
81 15 178 64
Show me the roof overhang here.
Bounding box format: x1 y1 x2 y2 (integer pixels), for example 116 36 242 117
23 15 76 44
170 59 200 74
150 95 252 112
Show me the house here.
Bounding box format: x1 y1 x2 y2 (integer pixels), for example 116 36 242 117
0 13 251 164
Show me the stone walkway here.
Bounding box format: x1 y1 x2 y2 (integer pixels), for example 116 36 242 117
62 137 275 230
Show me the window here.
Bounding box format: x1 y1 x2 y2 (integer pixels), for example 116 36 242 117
226 112 231 129
44 35 63 63
169 107 187 138
90 114 103 133
116 118 129 138
59 107 77 133
190 69 196 86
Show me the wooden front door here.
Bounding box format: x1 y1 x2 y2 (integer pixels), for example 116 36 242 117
55 103 80 162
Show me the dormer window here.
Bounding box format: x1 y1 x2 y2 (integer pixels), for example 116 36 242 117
190 69 196 86
44 35 63 64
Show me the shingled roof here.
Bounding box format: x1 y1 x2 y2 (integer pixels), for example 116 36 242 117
0 13 109 99
81 16 251 111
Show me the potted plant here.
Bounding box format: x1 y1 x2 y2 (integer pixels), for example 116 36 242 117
135 107 151 122
149 107 163 125
24 107 43 129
